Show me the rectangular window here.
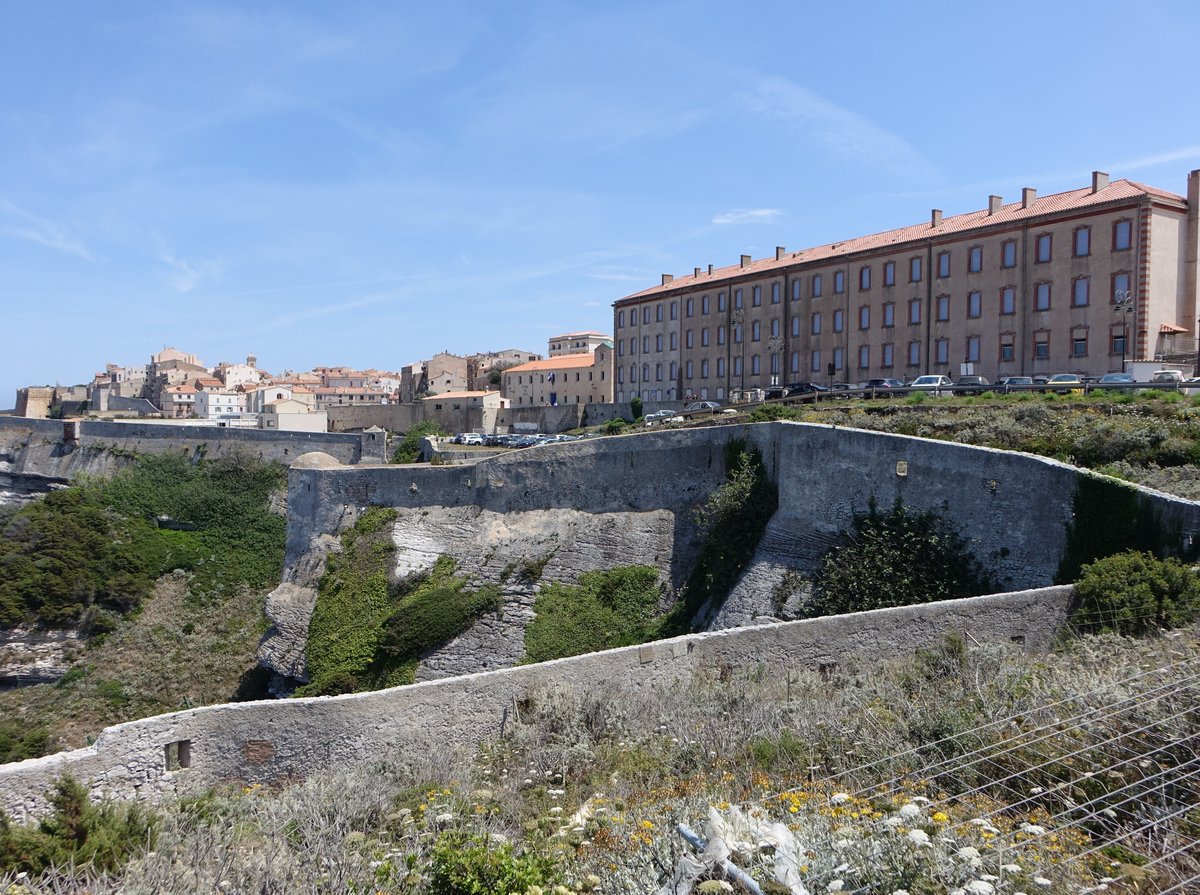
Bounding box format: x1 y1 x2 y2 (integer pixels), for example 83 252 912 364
751 320 761 341
671 301 678 320
1072 277 1090 307
832 346 844 370
967 335 980 363
716 357 725 376
701 359 709 377
1000 335 1015 362
771 282 780 304
618 310 625 328
791 351 800 373
656 304 663 322
735 288 743 309
859 306 870 329
1035 282 1051 311
834 270 845 294
685 330 692 349
1111 329 1126 355
1036 233 1052 263
1072 332 1088 357
936 295 950 321
859 266 871 290
702 294 710 314
753 286 762 307
908 341 920 366
910 257 923 282
669 332 677 350
1035 333 1050 359
1074 226 1090 257
642 307 650 324
685 298 693 317
734 325 742 344
812 274 823 297
937 251 950 278
968 246 983 273
618 341 624 357
718 325 726 345
701 327 710 347
1113 219 1132 251
884 261 895 286
935 338 949 364
1112 271 1131 303
669 361 677 379
810 349 821 372
656 334 663 351
655 363 663 381
858 345 870 369
685 360 693 378
718 292 727 311
770 318 780 338
968 291 981 318
833 309 844 332
1002 240 1017 269
791 280 801 300
642 336 649 353
882 343 894 368
883 302 895 327
1001 286 1016 315
791 315 801 337
812 313 821 335
733 356 742 375
751 354 761 374
909 298 921 325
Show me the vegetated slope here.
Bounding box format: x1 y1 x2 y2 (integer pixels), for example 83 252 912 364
0 451 286 759
749 389 1200 499
4 624 1195 894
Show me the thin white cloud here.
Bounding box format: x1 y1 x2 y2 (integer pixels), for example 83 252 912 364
1107 144 1200 175
744 76 936 177
713 208 782 226
160 253 224 293
0 200 94 260
585 271 645 282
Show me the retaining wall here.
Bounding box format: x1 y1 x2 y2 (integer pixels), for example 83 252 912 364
0 585 1074 821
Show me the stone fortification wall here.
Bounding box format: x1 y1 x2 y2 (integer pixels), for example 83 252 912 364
259 421 1200 682
0 585 1074 821
0 416 387 488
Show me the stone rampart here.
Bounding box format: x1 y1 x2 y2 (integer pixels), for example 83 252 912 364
0 585 1074 821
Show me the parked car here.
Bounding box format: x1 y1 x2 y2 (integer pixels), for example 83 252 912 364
865 378 905 396
683 401 722 412
1098 372 1134 384
951 375 990 396
1045 373 1084 394
997 376 1033 391
1151 369 1184 384
1183 377 1200 396
909 374 953 394
784 382 829 399
643 409 676 426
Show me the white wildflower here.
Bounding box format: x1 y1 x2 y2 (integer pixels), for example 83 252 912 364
883 815 904 828
1033 878 1052 888
911 796 932 805
1029 786 1044 794
980 875 999 883
892 890 910 895
834 863 849 874
965 882 995 895
907 829 931 846
898 803 921 821
548 807 563 816
435 812 454 823
830 793 851 805
1020 823 1047 836
827 881 844 893
1001 864 1022 873
834 838 853 850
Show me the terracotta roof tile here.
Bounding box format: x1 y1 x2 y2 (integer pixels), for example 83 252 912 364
619 179 1186 303
504 354 598 374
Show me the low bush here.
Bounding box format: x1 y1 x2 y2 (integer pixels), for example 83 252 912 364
428 832 561 895
1071 550 1200 636
391 420 446 464
810 499 994 617
0 776 157 875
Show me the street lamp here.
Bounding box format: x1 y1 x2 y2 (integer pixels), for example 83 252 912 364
1114 289 1134 373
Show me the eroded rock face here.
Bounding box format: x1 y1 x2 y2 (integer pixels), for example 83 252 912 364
0 625 82 687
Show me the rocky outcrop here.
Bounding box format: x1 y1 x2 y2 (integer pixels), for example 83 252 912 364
0 625 82 687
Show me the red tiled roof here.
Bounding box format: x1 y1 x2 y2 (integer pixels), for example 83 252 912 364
505 354 598 374
422 390 496 400
619 179 1187 303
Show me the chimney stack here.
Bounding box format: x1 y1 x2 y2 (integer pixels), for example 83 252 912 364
988 195 1002 215
708 264 714 275
1022 187 1037 208
775 246 786 260
661 274 674 286
694 267 701 279
931 209 943 227
1092 171 1110 193
740 254 752 268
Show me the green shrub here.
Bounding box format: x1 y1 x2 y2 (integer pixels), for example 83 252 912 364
0 776 157 875
600 417 628 435
391 420 446 464
428 832 561 895
629 396 643 421
0 452 285 627
810 499 994 617
748 402 800 422
0 719 51 764
523 566 663 663
1071 551 1200 636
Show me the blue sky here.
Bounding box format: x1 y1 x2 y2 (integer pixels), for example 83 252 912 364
2 0 1199 406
